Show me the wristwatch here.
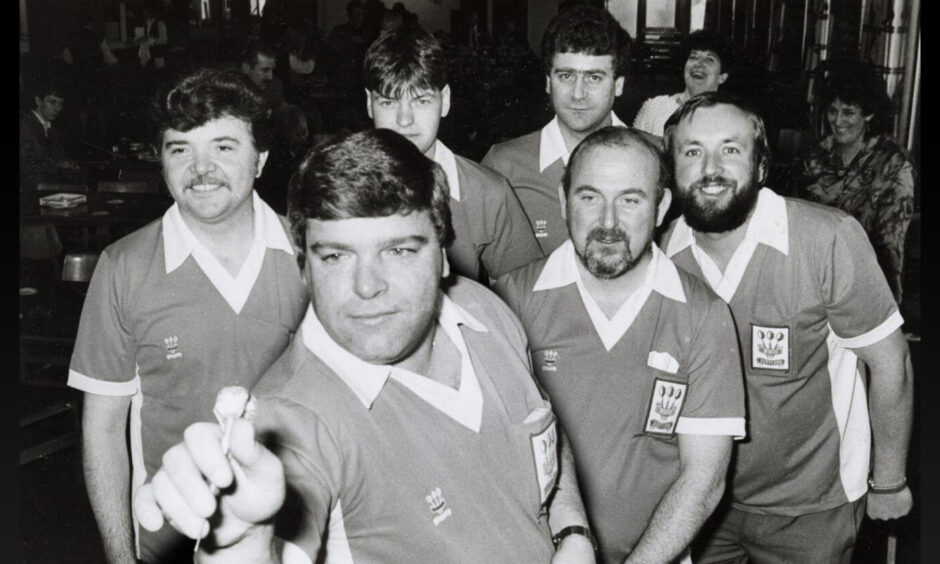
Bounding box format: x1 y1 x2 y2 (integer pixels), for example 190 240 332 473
552 525 598 551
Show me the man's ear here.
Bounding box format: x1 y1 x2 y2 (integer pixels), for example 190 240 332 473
34 96 41 110
241 62 251 74
614 75 625 97
440 84 451 118
656 188 673 227
718 72 728 86
365 89 374 119
255 150 270 178
545 75 551 96
558 183 567 221
441 247 450 279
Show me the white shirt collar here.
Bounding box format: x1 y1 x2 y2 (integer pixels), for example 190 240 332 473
161 192 294 313
664 188 788 302
533 239 686 302
31 110 52 134
664 188 789 258
431 140 461 201
300 294 489 432
163 191 294 273
539 111 627 172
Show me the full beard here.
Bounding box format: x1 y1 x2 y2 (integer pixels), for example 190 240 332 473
676 172 760 233
576 226 651 279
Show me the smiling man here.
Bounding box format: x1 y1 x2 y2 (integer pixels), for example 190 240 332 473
661 92 912 563
133 129 595 564
496 127 745 564
67 68 308 564
633 29 732 138
362 26 542 282
482 5 631 255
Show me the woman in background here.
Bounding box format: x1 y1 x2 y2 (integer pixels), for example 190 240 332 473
801 63 915 304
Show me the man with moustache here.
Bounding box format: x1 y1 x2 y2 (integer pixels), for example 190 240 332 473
68 68 308 563
132 129 596 563
483 5 632 255
661 92 913 563
496 126 745 564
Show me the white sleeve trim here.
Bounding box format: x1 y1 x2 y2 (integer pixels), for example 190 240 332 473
831 310 904 349
676 417 746 440
67 369 139 396
278 538 313 564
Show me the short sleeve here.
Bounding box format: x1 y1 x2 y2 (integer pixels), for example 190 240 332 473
675 294 746 438
68 249 139 395
822 215 901 344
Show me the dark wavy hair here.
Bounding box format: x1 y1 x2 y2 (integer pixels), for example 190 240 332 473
563 126 671 203
818 61 894 135
663 91 770 184
362 26 447 98
150 66 270 152
682 29 733 73
541 5 631 77
287 128 454 271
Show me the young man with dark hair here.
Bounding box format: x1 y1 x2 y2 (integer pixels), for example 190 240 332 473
661 91 912 563
362 26 542 282
497 126 745 563
482 5 631 255
134 128 596 563
633 29 733 137
69 67 308 563
19 77 81 191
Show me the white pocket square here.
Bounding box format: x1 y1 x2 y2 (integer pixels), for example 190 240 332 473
647 351 680 374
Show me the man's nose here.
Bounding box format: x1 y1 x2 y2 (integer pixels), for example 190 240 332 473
354 259 388 299
703 151 723 176
191 149 217 175
601 201 618 229
396 104 414 127
572 77 586 100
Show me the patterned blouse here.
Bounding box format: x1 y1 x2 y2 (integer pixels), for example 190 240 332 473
801 134 915 304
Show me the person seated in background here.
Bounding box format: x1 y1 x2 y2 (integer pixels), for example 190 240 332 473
633 29 732 138
240 39 286 114
20 77 82 192
257 103 313 215
133 128 595 564
362 26 543 282
482 5 632 255
68 67 308 564
799 62 914 305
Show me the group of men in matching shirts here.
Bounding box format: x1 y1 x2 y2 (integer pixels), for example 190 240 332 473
69 5 913 564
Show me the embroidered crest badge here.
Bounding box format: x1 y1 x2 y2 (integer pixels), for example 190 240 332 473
644 378 687 436
542 350 559 372
534 219 549 238
530 419 558 504
751 324 789 371
164 336 182 360
425 487 452 526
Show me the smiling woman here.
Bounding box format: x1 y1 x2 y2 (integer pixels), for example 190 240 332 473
800 63 915 304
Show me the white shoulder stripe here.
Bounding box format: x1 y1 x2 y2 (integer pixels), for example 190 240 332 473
830 311 904 349
67 370 139 396
676 417 746 439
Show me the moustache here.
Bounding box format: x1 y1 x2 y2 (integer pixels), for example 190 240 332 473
187 175 227 189
587 227 628 245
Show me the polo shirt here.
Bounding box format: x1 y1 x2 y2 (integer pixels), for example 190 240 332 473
481 112 627 255
495 241 744 563
67 193 309 550
253 277 558 564
662 188 903 515
432 141 543 281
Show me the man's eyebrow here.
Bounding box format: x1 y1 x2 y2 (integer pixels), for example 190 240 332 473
553 67 610 74
309 235 430 252
573 185 649 197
